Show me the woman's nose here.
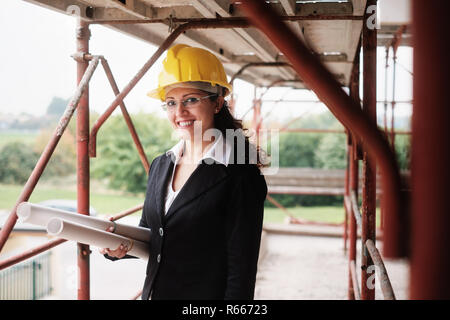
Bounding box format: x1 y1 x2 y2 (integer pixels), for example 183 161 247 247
175 103 188 116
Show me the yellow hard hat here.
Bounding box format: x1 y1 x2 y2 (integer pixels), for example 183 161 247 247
147 44 232 101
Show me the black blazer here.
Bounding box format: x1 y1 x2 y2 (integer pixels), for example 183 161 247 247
105 151 267 300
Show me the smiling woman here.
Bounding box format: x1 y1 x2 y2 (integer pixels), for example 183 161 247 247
101 44 268 300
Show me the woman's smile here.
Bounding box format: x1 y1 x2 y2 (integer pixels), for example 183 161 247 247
176 119 196 128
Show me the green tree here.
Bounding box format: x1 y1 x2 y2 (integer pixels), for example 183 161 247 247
0 142 39 184
293 111 343 130
278 132 322 167
315 133 347 169
91 112 175 193
34 128 77 179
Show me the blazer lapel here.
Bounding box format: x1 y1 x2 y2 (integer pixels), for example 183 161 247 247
164 157 231 222
154 155 175 224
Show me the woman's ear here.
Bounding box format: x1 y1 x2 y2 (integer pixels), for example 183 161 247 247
215 96 225 114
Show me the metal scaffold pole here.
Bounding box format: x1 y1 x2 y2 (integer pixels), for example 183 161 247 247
361 0 377 300
410 0 450 299
348 40 361 300
75 19 91 300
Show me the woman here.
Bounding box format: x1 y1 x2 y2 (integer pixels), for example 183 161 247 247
101 44 268 300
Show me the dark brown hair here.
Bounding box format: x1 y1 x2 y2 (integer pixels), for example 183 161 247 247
210 95 269 169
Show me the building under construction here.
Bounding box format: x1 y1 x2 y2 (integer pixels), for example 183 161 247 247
0 0 449 300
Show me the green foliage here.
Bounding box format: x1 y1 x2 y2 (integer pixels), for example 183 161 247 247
0 142 39 184
34 128 76 179
278 132 322 168
91 112 175 193
293 112 344 130
315 134 347 169
395 134 411 170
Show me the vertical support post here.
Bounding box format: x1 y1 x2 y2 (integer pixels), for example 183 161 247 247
252 99 262 148
410 0 450 299
361 0 377 300
348 40 360 300
383 46 389 135
344 137 349 253
32 260 36 300
76 19 90 300
381 46 388 233
390 46 397 153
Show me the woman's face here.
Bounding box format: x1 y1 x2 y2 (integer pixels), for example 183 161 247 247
164 87 221 141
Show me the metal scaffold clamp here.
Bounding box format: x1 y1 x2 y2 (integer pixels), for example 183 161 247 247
167 14 178 33
71 52 94 62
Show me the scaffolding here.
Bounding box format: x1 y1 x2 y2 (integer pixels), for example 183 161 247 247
0 0 448 300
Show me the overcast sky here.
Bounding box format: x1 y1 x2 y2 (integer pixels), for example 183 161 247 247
0 0 413 125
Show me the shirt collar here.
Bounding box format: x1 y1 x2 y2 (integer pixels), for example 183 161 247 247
165 132 232 166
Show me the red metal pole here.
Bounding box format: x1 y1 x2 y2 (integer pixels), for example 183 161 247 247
360 0 377 300
389 26 406 152
410 0 450 299
238 0 405 258
88 15 365 26
348 41 360 300
0 239 67 270
384 46 389 135
252 99 262 148
390 47 397 152
76 19 90 300
344 137 349 253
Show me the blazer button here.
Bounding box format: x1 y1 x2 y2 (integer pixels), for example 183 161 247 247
157 254 161 263
159 227 163 237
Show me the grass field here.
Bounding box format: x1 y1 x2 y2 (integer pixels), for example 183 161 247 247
263 206 345 224
0 130 38 149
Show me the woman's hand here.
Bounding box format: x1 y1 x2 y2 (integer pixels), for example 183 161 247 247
98 216 130 259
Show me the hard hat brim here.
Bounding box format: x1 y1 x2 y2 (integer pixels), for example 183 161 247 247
147 80 232 101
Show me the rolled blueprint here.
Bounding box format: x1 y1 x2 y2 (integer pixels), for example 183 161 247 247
17 202 150 243
47 217 149 260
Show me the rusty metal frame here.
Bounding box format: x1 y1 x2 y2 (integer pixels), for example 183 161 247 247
389 25 407 152
345 190 397 300
365 239 396 300
350 260 361 300
360 0 377 300
88 15 365 26
238 0 405 260
410 0 450 299
76 19 90 299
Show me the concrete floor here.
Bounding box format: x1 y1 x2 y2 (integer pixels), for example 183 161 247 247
254 228 410 300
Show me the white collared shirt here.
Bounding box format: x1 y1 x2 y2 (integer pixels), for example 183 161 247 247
163 132 233 215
